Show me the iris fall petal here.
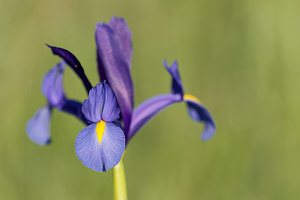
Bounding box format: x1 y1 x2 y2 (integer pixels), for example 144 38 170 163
128 94 181 140
26 105 52 146
75 122 125 172
185 99 216 140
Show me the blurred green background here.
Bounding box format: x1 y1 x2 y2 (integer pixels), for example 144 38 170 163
1 0 300 199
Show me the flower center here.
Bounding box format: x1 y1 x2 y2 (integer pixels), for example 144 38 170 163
183 94 201 104
96 120 106 143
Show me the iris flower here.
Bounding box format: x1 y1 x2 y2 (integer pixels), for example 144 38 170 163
27 16 216 173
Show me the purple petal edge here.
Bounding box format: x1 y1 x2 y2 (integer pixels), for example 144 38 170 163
46 44 92 93
26 105 52 146
108 16 133 68
95 23 134 138
185 100 216 140
128 94 181 142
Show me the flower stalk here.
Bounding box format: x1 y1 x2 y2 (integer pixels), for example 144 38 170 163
113 159 127 200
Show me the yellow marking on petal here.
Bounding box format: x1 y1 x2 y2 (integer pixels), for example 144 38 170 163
74 65 78 68
183 94 202 104
96 120 106 143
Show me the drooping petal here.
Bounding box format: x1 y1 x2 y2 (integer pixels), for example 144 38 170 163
46 44 92 93
128 94 182 141
61 99 89 125
108 16 133 68
102 82 120 122
42 60 66 108
81 84 104 123
75 121 125 172
184 95 216 141
164 60 184 97
26 105 52 146
95 23 134 135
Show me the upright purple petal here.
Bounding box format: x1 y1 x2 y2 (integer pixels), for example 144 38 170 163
128 94 182 141
102 83 120 122
164 60 184 97
108 16 133 68
42 61 66 109
95 23 134 136
75 122 125 172
46 44 92 93
81 84 104 123
184 97 216 140
26 105 52 146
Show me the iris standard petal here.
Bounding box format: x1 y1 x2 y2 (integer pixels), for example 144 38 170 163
102 82 120 122
128 94 182 141
108 16 133 68
42 60 66 108
46 44 92 93
75 121 125 172
26 105 52 146
81 83 104 123
164 60 184 97
95 23 134 135
184 95 216 141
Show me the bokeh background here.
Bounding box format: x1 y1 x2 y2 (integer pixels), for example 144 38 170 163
1 0 300 199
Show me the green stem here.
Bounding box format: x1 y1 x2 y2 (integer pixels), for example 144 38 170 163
113 160 127 200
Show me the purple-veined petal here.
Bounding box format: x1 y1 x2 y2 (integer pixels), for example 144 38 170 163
42 60 66 109
82 84 104 123
164 60 184 97
102 82 120 122
108 16 133 68
95 23 134 136
75 121 125 172
184 96 216 141
26 105 52 146
46 44 92 93
128 94 182 141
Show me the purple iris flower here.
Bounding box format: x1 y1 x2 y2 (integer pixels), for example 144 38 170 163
26 61 86 145
26 16 216 172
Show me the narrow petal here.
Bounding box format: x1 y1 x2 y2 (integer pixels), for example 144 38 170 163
61 99 89 125
95 23 134 135
42 61 66 108
81 84 104 123
102 82 120 122
164 60 184 97
108 16 133 68
184 95 216 140
46 44 92 93
26 105 52 146
75 121 125 172
128 94 182 141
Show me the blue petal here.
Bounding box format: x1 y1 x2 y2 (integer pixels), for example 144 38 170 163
81 84 104 123
42 61 66 108
108 16 133 68
184 99 216 140
61 99 89 125
102 83 120 122
75 122 125 172
128 94 182 141
26 105 52 145
164 60 184 97
95 23 134 136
